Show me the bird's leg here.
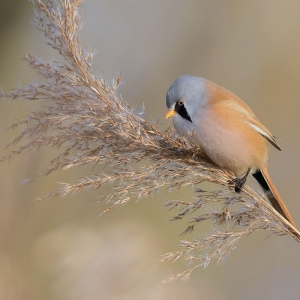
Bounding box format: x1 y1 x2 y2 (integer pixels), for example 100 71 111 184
230 168 251 193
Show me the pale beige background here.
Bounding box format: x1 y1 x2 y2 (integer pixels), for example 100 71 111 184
1 1 300 299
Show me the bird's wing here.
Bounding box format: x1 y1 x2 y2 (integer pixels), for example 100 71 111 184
226 100 281 151
206 79 282 151
245 117 281 151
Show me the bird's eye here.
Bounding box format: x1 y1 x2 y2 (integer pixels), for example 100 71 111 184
178 100 184 106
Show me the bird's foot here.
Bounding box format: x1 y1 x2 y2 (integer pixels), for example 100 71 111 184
229 168 251 193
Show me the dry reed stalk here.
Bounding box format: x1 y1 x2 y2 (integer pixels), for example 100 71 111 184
2 0 299 283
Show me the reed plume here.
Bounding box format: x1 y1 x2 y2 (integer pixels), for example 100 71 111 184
2 0 299 283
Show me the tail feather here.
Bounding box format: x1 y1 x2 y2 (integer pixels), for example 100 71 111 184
252 164 297 228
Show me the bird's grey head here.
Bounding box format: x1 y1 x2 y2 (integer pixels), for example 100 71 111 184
166 76 208 122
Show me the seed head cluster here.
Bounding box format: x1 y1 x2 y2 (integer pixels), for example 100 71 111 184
2 0 299 283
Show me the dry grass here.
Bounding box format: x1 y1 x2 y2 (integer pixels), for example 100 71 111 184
2 0 299 283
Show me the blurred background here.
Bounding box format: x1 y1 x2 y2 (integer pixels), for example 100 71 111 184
1 0 300 299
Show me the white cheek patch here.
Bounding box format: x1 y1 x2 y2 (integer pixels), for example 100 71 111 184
174 114 194 135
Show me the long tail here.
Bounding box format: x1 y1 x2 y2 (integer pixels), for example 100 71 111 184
252 164 297 228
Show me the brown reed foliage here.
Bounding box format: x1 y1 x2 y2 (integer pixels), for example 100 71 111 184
2 0 299 283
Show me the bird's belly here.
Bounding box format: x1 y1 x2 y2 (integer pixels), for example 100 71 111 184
174 112 267 176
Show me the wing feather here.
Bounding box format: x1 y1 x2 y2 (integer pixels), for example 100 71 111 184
246 118 281 151
226 100 282 151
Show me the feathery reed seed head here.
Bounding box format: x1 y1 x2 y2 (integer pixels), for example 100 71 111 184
2 0 299 283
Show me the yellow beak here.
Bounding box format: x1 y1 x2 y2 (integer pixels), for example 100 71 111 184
165 109 177 119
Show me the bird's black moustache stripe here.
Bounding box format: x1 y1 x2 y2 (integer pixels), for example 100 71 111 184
175 102 192 122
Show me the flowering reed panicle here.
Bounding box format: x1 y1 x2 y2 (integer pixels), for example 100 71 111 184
2 0 299 283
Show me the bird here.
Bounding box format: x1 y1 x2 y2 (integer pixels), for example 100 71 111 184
165 75 297 228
